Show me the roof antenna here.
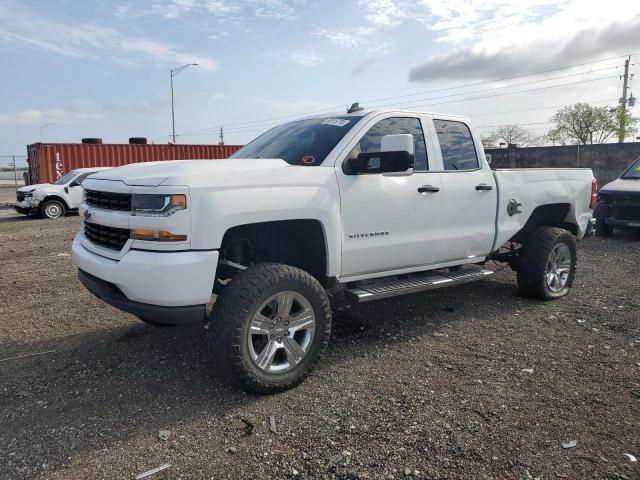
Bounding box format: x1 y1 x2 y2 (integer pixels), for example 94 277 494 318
347 102 365 113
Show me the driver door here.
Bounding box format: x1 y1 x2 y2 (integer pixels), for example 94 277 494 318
336 115 443 280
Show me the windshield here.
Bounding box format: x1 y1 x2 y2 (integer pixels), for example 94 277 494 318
231 116 362 166
622 157 640 179
53 171 77 185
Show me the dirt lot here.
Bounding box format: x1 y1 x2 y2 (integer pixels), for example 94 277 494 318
1 185 18 205
1 210 639 480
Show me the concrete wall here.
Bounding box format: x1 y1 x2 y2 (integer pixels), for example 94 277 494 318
486 142 640 187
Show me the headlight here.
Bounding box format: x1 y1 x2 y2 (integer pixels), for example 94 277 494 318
131 194 186 217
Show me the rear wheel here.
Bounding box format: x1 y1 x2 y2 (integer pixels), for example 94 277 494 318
209 263 331 393
595 218 614 237
517 227 577 300
40 199 65 219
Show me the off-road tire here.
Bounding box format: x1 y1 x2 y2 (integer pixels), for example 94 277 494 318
517 227 577 300
40 199 66 219
595 218 614 237
209 263 331 393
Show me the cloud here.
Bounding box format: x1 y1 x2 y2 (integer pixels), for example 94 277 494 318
358 0 409 27
0 104 103 126
117 0 298 21
208 31 230 40
289 52 324 67
352 58 381 76
313 27 376 49
0 1 217 70
314 1 405 52
410 2 640 81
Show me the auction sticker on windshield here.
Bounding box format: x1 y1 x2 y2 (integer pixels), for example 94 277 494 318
321 118 351 127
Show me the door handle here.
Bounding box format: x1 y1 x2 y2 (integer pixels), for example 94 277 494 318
418 185 440 193
475 184 493 191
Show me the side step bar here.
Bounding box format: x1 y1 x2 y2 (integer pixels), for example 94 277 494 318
345 268 494 303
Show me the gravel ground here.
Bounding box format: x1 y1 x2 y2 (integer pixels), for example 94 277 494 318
1 212 639 480
1 185 18 206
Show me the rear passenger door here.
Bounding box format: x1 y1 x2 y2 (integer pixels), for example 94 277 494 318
430 119 497 261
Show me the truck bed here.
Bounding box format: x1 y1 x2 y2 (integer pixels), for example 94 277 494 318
492 168 594 249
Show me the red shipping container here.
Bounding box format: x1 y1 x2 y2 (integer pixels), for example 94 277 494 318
26 143 242 184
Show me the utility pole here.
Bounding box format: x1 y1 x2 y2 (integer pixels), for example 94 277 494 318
619 56 632 143
170 63 198 144
39 122 55 142
218 126 224 146
11 156 17 188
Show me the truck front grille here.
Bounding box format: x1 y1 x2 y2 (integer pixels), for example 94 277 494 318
84 222 130 251
85 190 131 211
16 191 25 202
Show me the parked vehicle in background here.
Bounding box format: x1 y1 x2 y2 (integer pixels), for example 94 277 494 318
72 107 596 393
594 157 640 236
15 168 110 219
25 141 242 185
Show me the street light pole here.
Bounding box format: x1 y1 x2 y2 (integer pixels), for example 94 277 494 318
170 63 198 143
40 122 55 142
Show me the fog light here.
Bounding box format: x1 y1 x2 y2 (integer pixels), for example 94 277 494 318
131 228 187 241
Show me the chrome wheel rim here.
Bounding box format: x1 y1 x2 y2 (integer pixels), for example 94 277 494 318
45 203 62 218
247 291 316 373
546 243 571 292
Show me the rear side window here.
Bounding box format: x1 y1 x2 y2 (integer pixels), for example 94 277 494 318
433 120 479 171
351 117 429 171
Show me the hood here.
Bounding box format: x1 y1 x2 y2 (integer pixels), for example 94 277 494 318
88 159 292 187
600 178 640 194
17 183 50 192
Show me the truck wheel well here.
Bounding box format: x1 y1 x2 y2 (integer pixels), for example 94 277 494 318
510 203 577 243
42 195 70 210
219 220 328 286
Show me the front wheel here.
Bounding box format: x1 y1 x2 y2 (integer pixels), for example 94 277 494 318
517 227 577 300
40 199 66 219
209 263 331 393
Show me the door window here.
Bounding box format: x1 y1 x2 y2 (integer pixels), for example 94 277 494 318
349 117 429 171
433 120 479 171
73 172 93 185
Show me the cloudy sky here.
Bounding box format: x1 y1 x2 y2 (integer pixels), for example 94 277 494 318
1 0 639 163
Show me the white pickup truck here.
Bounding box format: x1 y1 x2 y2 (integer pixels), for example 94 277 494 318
15 167 110 219
72 107 596 392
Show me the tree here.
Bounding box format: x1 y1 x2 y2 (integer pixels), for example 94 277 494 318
485 124 536 147
481 136 496 149
542 128 569 146
612 105 639 143
550 103 617 144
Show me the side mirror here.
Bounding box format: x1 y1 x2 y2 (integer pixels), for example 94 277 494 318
347 134 415 174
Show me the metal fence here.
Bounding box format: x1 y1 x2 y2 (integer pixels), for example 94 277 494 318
0 155 28 187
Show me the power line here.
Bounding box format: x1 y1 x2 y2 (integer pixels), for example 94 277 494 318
467 98 617 117
477 121 556 128
178 52 638 137
176 98 619 140
401 75 618 111
193 74 618 136
365 65 620 109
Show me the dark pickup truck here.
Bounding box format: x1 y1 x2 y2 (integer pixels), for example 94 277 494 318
595 157 640 236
